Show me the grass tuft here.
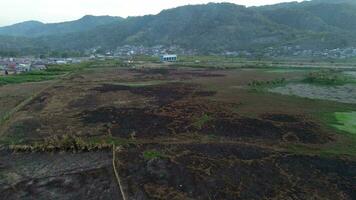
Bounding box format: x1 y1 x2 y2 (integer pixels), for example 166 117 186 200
143 150 166 160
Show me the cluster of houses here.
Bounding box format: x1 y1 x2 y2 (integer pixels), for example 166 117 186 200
258 46 356 59
0 51 180 76
221 46 356 59
0 58 46 75
0 57 86 75
87 45 194 58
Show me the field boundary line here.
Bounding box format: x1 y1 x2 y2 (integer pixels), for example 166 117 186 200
0 73 70 136
112 144 128 200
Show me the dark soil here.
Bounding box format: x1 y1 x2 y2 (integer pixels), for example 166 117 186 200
261 114 299 123
202 117 283 140
131 68 226 79
1 167 119 200
0 151 120 200
2 67 353 200
22 92 50 112
80 95 329 143
92 83 216 106
282 120 328 143
199 113 329 144
81 107 173 138
116 144 356 200
130 68 171 75
68 94 99 109
6 117 42 142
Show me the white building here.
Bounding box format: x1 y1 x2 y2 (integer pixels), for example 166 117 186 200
56 60 67 65
17 64 31 72
160 54 177 62
31 64 47 71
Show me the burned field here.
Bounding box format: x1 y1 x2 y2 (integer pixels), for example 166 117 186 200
0 66 355 199
116 144 356 200
79 81 329 144
0 150 120 200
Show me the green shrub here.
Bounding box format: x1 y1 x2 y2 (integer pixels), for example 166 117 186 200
304 70 351 85
248 78 286 88
143 150 165 160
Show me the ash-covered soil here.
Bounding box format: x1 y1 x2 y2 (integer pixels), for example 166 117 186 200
116 144 356 200
0 151 120 200
131 67 226 80
81 83 330 144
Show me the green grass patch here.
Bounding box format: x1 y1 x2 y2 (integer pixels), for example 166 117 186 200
178 55 250 64
143 150 166 160
303 70 355 86
0 60 129 86
266 68 313 73
0 73 57 85
332 112 356 134
0 64 73 86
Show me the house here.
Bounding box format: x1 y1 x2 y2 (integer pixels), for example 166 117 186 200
56 60 67 65
16 63 31 72
6 63 17 72
31 64 47 71
160 54 177 62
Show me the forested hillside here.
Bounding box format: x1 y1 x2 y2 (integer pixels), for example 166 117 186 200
1 0 356 54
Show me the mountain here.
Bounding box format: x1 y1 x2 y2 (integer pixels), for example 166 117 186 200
257 0 356 32
38 3 290 53
1 0 356 55
0 15 122 37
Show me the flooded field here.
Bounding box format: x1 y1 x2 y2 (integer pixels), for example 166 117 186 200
270 83 356 104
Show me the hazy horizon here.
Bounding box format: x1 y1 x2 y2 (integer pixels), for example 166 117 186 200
0 0 302 27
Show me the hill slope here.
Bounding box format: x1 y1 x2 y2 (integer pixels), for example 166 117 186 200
1 0 356 54
0 15 122 37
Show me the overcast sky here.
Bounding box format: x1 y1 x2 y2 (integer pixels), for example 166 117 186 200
0 0 302 26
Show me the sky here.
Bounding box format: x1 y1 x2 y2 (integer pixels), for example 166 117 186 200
0 0 302 26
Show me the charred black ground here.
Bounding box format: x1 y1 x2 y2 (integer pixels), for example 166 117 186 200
116 144 356 200
0 66 355 200
82 82 330 144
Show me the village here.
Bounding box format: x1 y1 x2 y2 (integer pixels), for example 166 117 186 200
0 57 88 75
2 44 356 76
0 52 178 75
0 44 188 75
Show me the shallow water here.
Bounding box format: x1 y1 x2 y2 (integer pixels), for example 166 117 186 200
270 83 356 104
344 71 356 79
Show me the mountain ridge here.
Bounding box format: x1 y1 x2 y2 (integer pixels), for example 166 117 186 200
1 0 356 55
0 15 122 37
